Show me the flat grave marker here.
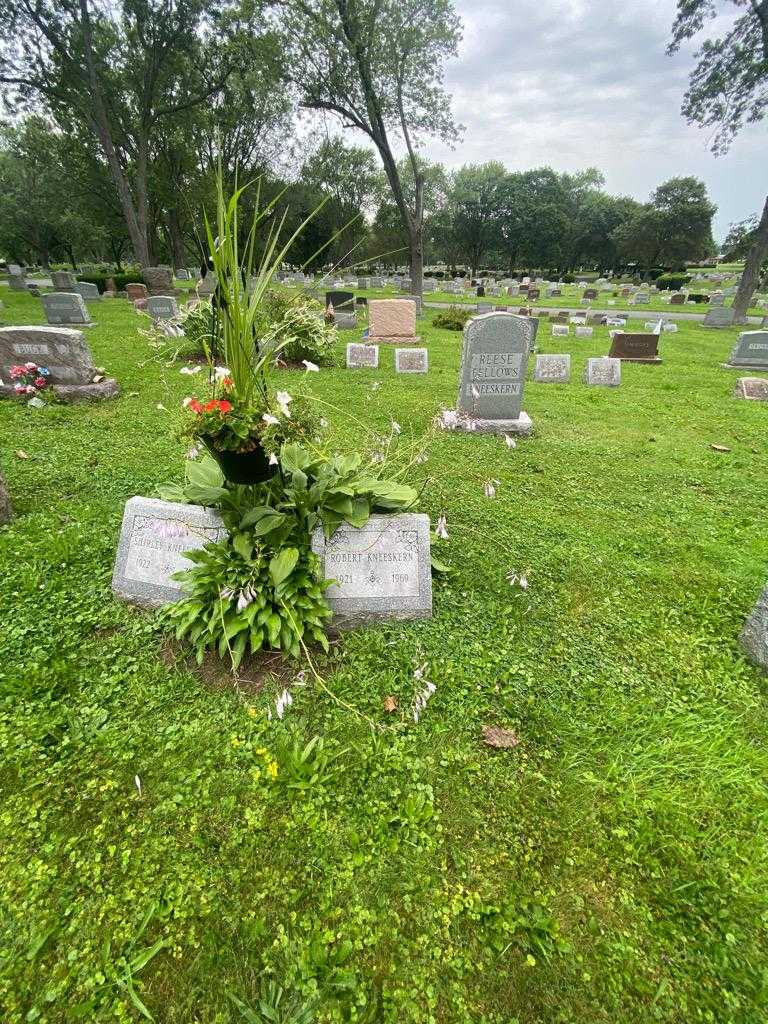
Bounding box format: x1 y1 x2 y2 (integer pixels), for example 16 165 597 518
346 343 379 369
608 332 661 364
584 357 621 387
534 354 570 383
395 348 428 373
734 377 768 401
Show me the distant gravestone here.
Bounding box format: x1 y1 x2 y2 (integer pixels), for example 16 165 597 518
395 348 428 373
575 326 594 339
397 295 423 317
51 270 77 291
125 283 148 301
7 263 22 276
725 330 768 369
147 295 179 321
527 287 541 300
368 299 418 343
583 288 598 300
551 324 569 337
584 357 621 387
703 306 735 328
534 353 570 383
670 292 686 305
112 497 227 608
144 266 174 296
608 332 661 364
740 584 768 672
326 290 355 312
631 291 650 304
0 326 118 401
197 274 216 298
710 291 725 306
8 273 28 292
346 343 379 369
438 312 534 435
0 469 11 524
311 513 432 628
176 269 190 280
734 377 768 401
41 292 92 326
74 281 101 301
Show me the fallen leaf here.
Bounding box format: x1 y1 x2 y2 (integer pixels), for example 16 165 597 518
15 449 29 459
482 724 520 749
383 696 398 713
710 444 731 452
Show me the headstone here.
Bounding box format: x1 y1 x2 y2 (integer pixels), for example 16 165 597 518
176 269 190 280
438 312 534 435
734 377 768 401
7 264 22 276
310 513 432 628
670 293 686 305
551 324 569 337
527 287 541 300
533 354 570 383
326 290 355 312
395 348 428 373
703 306 735 328
0 326 118 401
368 299 418 344
740 584 768 671
710 291 725 306
422 279 436 292
0 469 11 525
583 288 598 300
346 343 379 369
125 283 148 301
197 273 217 298
41 292 92 326
584 357 621 387
575 326 594 339
51 270 77 291
8 274 28 292
631 291 650 304
397 295 423 317
112 497 227 608
144 266 174 296
725 330 768 370
74 281 101 301
608 332 661 364
147 295 179 321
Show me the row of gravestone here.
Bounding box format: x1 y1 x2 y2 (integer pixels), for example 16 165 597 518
346 345 428 372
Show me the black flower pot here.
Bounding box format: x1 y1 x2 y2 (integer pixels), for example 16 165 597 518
204 439 275 485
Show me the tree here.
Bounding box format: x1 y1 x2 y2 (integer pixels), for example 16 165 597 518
668 1 768 319
443 162 507 276
0 0 263 266
611 177 716 270
282 0 462 296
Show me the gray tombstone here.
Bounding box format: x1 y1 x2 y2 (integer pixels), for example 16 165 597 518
176 269 190 280
112 497 227 608
197 273 217 298
74 281 101 301
725 330 768 370
396 295 422 318
439 312 534 435
346 343 379 369
703 306 736 328
534 353 571 383
51 270 77 291
734 377 768 401
310 513 432 628
41 291 92 326
7 263 22 276
8 273 28 292
395 348 428 373
584 357 621 387
147 295 179 321
144 266 174 295
709 291 725 306
740 584 768 671
0 325 118 400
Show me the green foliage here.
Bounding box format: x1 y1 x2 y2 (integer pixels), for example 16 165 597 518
176 299 215 353
76 273 109 293
432 305 472 331
655 273 692 290
113 271 145 291
257 290 337 366
561 272 575 283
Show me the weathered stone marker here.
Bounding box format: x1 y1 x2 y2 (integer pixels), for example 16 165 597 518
41 292 93 326
734 377 768 401
608 332 661 364
703 306 736 328
395 348 428 373
725 330 768 370
346 343 379 369
439 312 534 435
51 270 77 291
584 357 621 387
311 513 432 628
144 266 174 296
533 353 570 383
741 584 768 672
146 295 179 321
0 326 118 401
112 497 226 608
74 281 101 301
125 283 148 301
368 299 418 344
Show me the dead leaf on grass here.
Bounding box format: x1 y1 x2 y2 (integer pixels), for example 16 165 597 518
482 724 520 749
383 696 398 713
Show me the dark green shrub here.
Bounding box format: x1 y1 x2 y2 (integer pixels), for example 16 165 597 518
647 268 666 281
76 274 108 293
113 272 145 291
432 306 472 331
655 273 692 291
561 273 575 284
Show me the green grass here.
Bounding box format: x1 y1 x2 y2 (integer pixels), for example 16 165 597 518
1 290 768 1023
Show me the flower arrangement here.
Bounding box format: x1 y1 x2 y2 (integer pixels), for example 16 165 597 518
9 362 50 397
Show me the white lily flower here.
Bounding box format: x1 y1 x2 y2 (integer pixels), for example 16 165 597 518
276 390 292 418
134 775 142 797
236 590 253 613
483 479 500 499
262 413 280 426
319 417 328 428
302 359 319 372
519 573 529 591
186 445 201 460
269 453 278 465
156 403 167 412
435 514 449 540
275 689 293 720
214 366 231 379
180 365 201 375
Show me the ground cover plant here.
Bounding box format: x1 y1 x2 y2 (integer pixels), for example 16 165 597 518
1 288 768 1022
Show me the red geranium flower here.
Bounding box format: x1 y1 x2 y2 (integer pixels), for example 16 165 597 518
203 400 218 413
189 399 204 414
217 399 232 414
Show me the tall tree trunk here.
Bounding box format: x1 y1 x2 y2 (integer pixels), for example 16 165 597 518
66 245 78 271
409 174 424 298
167 208 187 270
135 135 151 267
732 194 768 323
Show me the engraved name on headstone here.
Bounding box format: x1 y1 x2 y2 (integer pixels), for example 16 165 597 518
0 325 118 400
146 295 179 321
534 354 570 383
112 497 227 608
346 343 379 369
395 348 428 373
311 513 432 627
608 332 661 363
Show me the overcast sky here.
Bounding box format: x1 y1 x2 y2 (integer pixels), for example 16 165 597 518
422 0 765 242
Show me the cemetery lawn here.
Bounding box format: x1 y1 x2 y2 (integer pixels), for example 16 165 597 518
2 289 768 1023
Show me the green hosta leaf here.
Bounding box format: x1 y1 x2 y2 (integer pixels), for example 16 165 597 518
156 483 187 503
185 484 228 507
186 454 224 489
366 480 418 509
430 553 453 574
251 512 287 536
345 495 371 528
270 547 299 587
232 532 252 562
240 505 275 528
280 443 312 472
325 493 354 515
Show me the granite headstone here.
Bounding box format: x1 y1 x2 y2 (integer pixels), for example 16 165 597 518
0 325 118 401
725 330 768 370
395 348 428 373
346 343 379 369
533 354 570 383
584 357 621 386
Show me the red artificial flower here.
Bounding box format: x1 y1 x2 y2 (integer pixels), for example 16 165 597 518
34 377 47 389
217 399 232 414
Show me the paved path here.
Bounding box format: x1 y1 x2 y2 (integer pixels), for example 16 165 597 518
422 300 764 325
